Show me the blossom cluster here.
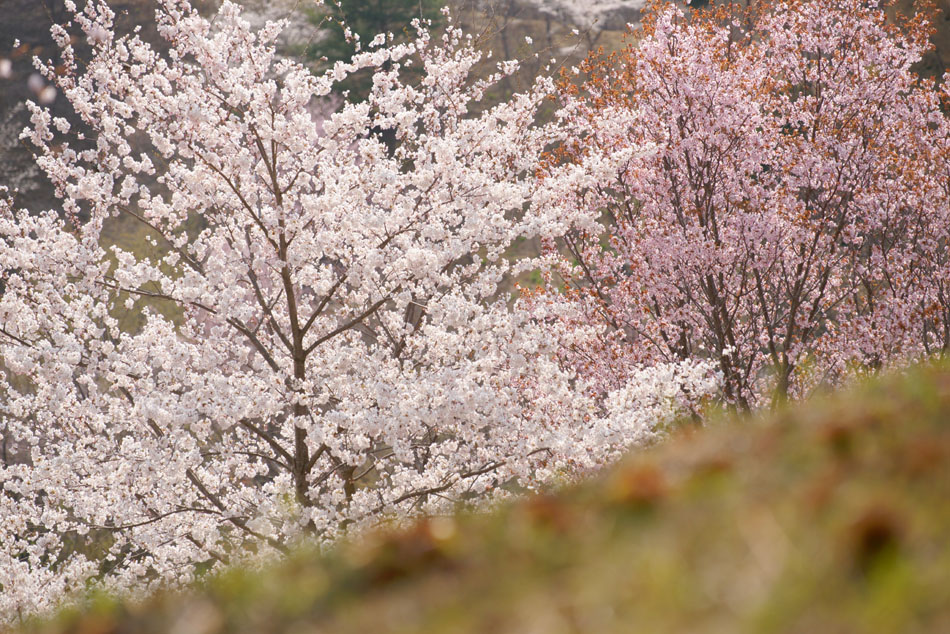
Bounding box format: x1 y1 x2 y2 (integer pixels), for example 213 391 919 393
535 0 950 407
0 0 713 619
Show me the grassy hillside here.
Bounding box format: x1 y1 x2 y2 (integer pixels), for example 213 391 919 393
13 362 950 634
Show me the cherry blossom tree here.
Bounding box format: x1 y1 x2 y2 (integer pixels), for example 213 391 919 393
533 0 950 409
0 0 717 619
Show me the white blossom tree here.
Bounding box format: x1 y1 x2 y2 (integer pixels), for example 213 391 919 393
0 0 716 618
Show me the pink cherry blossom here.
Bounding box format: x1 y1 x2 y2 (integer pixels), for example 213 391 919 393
531 0 950 408
0 0 711 619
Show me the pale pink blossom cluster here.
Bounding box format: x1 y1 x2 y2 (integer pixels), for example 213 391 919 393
534 0 950 408
0 0 712 619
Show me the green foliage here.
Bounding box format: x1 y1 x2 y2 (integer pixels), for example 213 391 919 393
16 363 950 633
305 0 444 101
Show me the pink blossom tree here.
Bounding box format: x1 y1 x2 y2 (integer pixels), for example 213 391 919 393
0 0 718 618
533 0 950 409
0 0 556 614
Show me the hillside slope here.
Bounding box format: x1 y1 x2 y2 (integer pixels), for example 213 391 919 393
13 362 950 634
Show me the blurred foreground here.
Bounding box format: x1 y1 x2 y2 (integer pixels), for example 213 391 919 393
14 362 950 634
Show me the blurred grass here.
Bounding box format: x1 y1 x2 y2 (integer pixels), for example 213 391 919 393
12 363 950 633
